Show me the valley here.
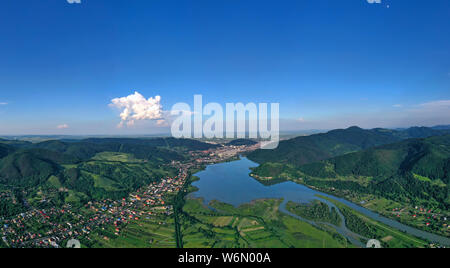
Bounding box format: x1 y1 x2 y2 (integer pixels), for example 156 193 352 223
1 126 449 248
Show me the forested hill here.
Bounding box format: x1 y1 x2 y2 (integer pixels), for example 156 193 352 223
82 137 220 151
248 126 448 166
298 135 450 208
32 140 184 161
0 144 15 159
0 138 32 148
0 138 217 198
300 135 450 180
0 149 79 186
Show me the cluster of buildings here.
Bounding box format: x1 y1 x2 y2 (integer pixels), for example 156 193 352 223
412 206 449 231
0 142 257 248
390 206 450 235
0 166 189 248
189 143 260 164
1 205 85 248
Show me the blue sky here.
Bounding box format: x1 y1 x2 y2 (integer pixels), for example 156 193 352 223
0 0 449 135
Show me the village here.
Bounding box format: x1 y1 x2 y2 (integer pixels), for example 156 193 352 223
390 206 450 235
0 142 259 248
0 164 189 248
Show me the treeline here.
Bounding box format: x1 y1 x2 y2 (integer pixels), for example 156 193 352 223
339 206 377 239
286 200 342 226
0 199 24 218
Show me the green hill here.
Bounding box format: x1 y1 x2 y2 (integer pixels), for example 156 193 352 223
33 140 184 162
248 126 447 166
0 138 32 149
0 137 214 205
248 126 401 166
297 135 450 209
0 144 15 159
300 135 450 180
0 149 79 186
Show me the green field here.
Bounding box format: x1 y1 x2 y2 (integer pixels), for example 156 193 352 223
317 195 430 248
90 216 177 248
180 198 349 248
91 152 144 163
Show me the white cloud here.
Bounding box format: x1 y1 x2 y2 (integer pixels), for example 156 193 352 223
280 100 450 131
57 124 69 129
0 102 7 105
418 100 450 108
156 119 169 127
110 91 164 127
67 0 81 4
367 0 382 3
297 117 306 122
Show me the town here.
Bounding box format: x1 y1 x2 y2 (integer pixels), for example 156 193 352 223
0 142 260 248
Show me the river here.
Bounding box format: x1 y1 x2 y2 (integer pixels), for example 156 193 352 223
190 157 450 247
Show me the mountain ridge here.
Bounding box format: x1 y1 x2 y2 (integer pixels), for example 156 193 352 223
248 126 449 166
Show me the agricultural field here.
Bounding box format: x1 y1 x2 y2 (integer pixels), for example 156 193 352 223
89 215 177 248
180 198 349 248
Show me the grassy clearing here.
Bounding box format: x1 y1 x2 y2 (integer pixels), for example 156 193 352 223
47 175 62 189
91 152 144 163
413 173 432 183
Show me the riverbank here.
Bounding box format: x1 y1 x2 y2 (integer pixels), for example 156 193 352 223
186 157 449 247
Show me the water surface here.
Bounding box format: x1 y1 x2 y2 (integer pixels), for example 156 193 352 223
191 157 450 246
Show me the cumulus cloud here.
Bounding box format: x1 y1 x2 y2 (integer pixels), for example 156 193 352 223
67 0 81 3
110 91 164 127
57 124 69 129
367 0 382 3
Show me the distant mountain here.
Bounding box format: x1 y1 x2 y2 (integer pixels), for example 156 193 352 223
82 137 220 151
432 125 450 130
0 138 32 148
248 126 448 167
226 139 258 146
389 126 445 139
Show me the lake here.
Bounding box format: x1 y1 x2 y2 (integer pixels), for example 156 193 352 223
191 157 450 247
